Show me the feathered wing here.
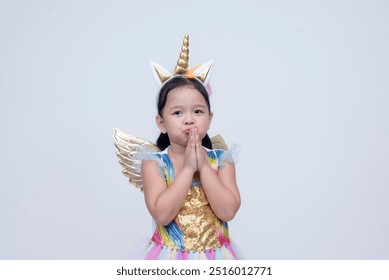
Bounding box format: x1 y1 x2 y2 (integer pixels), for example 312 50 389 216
113 128 160 190
113 128 228 190
210 134 228 151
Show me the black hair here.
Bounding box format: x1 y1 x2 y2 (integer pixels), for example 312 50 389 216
156 76 212 150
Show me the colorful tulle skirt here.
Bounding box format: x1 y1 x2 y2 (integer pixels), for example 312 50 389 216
143 241 238 260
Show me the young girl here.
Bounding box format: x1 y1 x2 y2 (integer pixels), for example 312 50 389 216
115 35 240 259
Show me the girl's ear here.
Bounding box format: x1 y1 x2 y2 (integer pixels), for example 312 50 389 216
156 115 167 133
208 111 214 129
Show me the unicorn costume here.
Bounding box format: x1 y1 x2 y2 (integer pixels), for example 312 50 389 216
113 34 240 260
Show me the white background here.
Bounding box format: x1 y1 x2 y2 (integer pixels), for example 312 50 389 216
1 0 388 259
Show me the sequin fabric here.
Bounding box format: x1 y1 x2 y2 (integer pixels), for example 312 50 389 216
178 183 219 251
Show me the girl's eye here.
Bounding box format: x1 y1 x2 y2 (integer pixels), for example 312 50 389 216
194 109 204 114
173 111 182 115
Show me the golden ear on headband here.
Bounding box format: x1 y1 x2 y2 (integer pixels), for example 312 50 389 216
150 34 214 87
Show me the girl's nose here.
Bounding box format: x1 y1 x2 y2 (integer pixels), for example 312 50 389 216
185 117 194 125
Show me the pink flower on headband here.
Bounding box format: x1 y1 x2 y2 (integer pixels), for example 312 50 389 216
206 83 213 96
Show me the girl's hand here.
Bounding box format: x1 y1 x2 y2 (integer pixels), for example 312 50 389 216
194 126 209 172
183 126 197 173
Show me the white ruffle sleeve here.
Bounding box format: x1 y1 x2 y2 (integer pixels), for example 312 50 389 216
219 143 241 168
133 146 166 178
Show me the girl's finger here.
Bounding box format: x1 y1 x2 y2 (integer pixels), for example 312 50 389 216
193 127 197 147
191 126 195 146
194 126 199 147
190 126 196 151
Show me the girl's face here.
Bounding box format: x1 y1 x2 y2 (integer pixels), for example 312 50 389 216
156 85 213 147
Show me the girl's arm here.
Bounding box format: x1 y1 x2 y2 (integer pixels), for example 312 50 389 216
199 161 241 222
142 128 198 226
142 160 194 226
195 128 241 221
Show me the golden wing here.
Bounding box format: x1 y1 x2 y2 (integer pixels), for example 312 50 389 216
113 128 160 190
211 134 228 151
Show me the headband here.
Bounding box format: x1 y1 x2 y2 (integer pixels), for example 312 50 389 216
150 34 214 90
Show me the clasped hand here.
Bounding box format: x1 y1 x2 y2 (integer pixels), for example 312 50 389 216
183 126 209 174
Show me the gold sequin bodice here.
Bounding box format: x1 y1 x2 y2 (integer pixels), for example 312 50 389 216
177 183 220 251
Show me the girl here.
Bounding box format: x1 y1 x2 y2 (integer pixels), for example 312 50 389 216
115 35 241 259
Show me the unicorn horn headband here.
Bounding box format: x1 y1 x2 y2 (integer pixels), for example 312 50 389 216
150 34 214 88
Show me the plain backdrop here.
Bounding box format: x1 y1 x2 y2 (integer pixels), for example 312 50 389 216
1 0 388 259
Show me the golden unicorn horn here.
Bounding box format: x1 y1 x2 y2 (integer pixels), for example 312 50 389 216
174 34 189 75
